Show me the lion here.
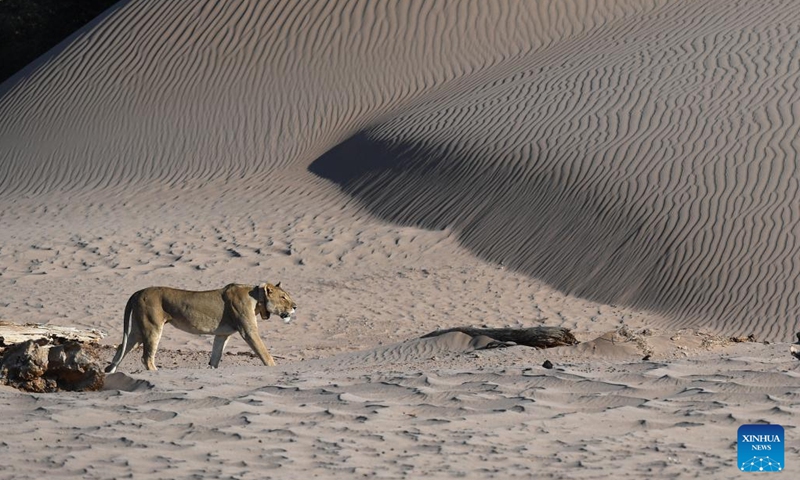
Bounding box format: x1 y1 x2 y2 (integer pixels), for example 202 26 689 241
105 283 296 373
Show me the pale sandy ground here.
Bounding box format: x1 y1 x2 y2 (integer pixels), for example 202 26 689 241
1 0 800 478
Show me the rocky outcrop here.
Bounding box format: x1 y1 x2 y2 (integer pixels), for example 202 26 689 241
0 338 105 393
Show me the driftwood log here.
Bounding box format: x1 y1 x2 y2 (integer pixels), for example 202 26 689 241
0 321 104 346
0 322 106 393
421 326 578 349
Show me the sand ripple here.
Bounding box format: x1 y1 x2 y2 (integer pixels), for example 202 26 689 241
1 344 797 478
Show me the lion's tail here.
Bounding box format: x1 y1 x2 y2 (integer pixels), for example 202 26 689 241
105 294 135 374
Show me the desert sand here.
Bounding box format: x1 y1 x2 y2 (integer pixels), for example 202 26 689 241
0 0 798 477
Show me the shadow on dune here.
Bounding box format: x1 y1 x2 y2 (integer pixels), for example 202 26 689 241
310 131 706 323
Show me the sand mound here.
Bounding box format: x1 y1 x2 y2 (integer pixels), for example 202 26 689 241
102 372 153 392
2 1 800 342
316 332 508 370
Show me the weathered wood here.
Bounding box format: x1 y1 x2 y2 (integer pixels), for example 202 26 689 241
421 326 578 349
0 321 104 347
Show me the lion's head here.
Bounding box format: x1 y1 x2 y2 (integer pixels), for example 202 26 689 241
257 282 296 323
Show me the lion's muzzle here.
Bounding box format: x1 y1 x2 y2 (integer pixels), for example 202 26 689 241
280 308 295 324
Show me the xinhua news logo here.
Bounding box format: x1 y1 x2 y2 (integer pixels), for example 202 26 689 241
738 424 784 472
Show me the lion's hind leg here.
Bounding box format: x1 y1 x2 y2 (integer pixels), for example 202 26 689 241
141 315 165 371
142 322 164 370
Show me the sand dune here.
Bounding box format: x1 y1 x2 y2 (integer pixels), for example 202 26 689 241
309 1 800 339
2 0 800 338
2 0 800 476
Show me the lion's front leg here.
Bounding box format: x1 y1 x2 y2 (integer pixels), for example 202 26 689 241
238 320 276 366
209 334 231 368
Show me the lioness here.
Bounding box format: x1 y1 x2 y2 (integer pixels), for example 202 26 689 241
105 283 296 373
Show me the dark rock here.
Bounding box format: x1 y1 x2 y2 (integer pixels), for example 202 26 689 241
0 339 104 392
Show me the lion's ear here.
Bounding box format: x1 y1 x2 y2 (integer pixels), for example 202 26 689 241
276 281 281 288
